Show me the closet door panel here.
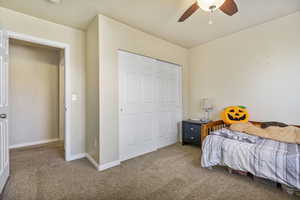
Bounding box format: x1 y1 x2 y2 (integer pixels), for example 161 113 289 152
156 62 181 148
119 51 156 161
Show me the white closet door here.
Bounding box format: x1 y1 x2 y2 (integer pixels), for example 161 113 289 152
119 51 157 161
156 61 182 149
119 51 182 161
0 28 9 193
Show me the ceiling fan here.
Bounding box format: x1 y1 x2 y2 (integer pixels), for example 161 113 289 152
178 0 238 22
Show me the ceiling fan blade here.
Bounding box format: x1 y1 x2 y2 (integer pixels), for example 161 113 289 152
178 2 199 22
219 0 238 16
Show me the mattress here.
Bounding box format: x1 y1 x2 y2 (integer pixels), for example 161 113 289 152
201 128 300 189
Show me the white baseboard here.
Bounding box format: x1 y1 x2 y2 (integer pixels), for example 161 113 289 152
85 153 120 171
9 138 60 149
99 160 120 171
67 153 86 161
85 153 100 170
8 138 120 171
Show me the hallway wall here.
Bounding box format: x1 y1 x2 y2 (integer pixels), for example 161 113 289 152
9 40 60 147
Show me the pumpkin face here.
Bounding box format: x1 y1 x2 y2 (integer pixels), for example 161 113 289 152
221 106 250 124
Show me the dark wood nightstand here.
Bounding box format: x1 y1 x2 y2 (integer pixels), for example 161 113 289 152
182 120 208 146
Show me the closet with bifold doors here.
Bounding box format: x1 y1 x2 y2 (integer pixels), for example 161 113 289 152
118 50 182 161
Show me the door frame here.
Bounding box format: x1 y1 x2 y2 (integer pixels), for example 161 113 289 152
7 31 72 161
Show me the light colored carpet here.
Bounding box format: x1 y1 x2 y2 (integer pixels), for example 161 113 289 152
2 142 298 200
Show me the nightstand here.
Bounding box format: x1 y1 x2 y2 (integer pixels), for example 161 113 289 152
182 120 208 146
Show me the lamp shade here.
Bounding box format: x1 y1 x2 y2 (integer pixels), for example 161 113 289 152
201 98 213 110
197 0 226 11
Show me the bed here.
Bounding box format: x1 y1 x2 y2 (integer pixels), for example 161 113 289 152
200 120 300 190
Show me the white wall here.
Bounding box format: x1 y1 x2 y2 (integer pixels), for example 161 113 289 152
86 17 100 163
98 15 189 165
9 41 60 146
0 7 86 156
189 12 300 124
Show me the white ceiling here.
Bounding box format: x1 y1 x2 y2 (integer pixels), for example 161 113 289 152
0 0 299 48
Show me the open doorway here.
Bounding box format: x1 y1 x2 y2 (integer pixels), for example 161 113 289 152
7 32 71 161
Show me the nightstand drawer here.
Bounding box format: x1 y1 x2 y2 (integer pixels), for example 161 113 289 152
184 125 200 137
183 123 201 144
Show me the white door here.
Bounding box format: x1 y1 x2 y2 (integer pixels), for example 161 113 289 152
156 62 182 148
119 51 157 161
119 51 182 161
0 28 9 193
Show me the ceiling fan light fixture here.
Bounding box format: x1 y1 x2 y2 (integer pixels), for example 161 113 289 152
197 0 226 12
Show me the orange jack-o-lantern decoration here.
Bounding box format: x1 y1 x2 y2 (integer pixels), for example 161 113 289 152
221 106 250 124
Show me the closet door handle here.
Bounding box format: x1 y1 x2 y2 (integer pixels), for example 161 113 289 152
0 114 7 119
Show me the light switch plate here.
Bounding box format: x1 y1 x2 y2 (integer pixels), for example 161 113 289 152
72 94 77 101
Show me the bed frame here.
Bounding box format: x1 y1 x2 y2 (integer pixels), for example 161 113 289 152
201 120 300 145
201 120 227 144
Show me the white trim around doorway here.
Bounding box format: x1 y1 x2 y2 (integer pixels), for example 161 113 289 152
7 31 72 161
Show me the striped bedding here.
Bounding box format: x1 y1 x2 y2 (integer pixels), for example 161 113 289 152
201 128 300 189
